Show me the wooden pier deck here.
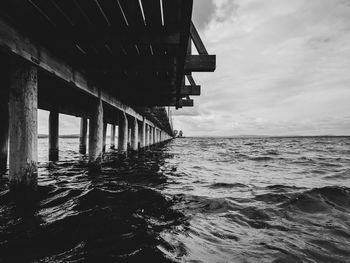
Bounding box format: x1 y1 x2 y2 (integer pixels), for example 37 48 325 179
0 0 215 193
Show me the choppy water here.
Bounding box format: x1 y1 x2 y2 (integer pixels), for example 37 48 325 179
1 137 350 262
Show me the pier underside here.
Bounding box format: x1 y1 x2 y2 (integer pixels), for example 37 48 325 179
0 0 215 192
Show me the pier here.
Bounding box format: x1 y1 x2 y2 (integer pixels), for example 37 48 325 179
0 0 215 193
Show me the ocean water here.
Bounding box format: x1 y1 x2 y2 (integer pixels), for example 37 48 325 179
0 137 350 262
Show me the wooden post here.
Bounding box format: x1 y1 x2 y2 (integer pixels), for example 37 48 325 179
9 59 38 191
0 60 9 174
103 122 107 152
110 125 116 149
88 99 103 171
118 112 128 155
79 118 88 154
131 117 138 152
48 111 59 161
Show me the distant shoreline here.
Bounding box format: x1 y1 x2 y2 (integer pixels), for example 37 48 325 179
38 135 349 139
175 135 350 138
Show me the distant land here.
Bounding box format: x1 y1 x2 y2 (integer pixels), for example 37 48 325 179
188 135 349 138
38 134 80 139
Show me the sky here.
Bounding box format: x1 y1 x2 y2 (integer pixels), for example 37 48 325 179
173 0 350 136
39 0 350 136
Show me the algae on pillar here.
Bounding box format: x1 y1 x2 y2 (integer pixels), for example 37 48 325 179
79 118 88 154
118 112 128 156
131 117 139 152
110 125 116 149
9 59 38 191
88 99 103 171
49 111 59 161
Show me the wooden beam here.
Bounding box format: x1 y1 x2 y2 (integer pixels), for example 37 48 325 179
186 74 196 86
47 30 181 47
184 55 216 73
190 22 208 55
180 85 200 96
0 17 158 127
175 0 193 108
179 99 194 107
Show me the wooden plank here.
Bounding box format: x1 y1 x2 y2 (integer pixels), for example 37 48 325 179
190 22 208 55
184 55 216 73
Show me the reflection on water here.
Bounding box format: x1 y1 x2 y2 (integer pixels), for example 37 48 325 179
1 137 350 262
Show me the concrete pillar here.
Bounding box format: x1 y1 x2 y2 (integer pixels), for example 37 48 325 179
145 125 149 148
140 118 146 149
79 118 88 154
9 60 38 191
48 111 59 161
148 126 152 147
137 121 142 150
0 62 9 174
149 127 153 146
88 99 103 170
128 129 131 150
131 117 138 152
118 112 128 155
153 127 156 145
110 125 116 149
103 122 107 152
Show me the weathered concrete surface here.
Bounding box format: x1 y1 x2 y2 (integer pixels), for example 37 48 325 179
0 60 9 174
49 111 59 161
79 118 88 154
9 60 38 191
118 112 128 155
145 125 149 149
88 99 103 170
110 125 116 149
131 117 138 152
103 122 107 152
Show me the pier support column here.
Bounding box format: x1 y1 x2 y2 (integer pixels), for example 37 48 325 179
145 125 149 149
128 127 131 151
131 117 138 152
49 111 59 161
110 125 116 149
149 127 153 147
9 60 38 191
153 127 156 145
103 122 107 152
140 118 146 150
0 63 9 174
79 118 88 154
88 99 103 171
118 112 128 156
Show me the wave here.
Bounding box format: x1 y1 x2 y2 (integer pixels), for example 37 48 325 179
249 156 274 161
280 186 350 213
209 182 248 189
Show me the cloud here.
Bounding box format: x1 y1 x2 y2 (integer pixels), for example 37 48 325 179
175 0 350 136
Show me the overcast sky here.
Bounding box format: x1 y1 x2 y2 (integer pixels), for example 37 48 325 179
39 0 350 136
174 0 350 136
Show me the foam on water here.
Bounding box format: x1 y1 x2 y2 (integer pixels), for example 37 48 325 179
0 136 350 262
